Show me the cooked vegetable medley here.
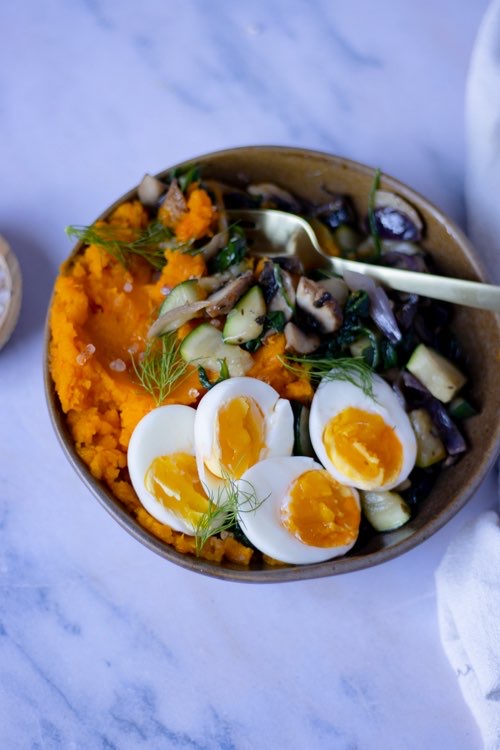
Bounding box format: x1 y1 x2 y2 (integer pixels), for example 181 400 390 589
49 165 474 566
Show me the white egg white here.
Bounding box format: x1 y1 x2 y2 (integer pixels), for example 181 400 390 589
237 456 360 564
194 377 294 496
127 404 203 534
309 373 417 491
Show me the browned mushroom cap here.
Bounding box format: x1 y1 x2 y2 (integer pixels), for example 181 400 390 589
284 322 320 355
295 277 343 333
205 270 254 317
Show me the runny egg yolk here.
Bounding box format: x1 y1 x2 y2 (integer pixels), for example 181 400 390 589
323 406 403 487
211 396 266 479
145 452 209 524
282 469 360 548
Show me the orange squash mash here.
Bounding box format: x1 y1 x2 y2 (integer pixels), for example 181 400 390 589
49 196 311 565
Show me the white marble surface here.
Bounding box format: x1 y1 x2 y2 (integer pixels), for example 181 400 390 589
0 1 497 748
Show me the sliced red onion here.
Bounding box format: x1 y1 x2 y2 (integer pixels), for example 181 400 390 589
343 269 402 344
396 294 419 330
401 372 466 455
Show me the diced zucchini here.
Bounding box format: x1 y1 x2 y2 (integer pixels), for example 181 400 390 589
159 279 206 316
361 490 412 532
349 335 373 359
222 285 266 345
448 396 477 420
179 322 253 376
406 343 466 403
349 332 379 368
409 408 446 468
291 402 315 457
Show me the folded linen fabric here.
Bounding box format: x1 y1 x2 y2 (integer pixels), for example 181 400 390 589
436 504 500 749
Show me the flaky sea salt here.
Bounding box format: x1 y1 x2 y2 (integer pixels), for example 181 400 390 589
160 286 171 296
76 343 96 366
123 281 133 293
188 388 199 399
109 358 127 372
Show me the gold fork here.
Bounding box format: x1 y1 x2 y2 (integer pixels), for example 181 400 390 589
228 208 500 312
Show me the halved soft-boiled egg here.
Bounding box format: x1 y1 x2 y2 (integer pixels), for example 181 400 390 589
237 456 361 564
194 377 294 495
309 372 417 491
127 404 210 534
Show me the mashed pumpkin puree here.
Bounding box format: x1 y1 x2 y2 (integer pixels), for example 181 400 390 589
49 193 312 564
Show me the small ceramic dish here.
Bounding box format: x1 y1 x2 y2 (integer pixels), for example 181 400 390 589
44 146 500 582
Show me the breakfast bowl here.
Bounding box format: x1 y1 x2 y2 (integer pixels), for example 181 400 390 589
44 146 500 582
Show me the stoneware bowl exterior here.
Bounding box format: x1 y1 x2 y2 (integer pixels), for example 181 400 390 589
44 146 500 582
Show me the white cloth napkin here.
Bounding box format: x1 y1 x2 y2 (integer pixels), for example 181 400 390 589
436 2 500 747
436 501 500 749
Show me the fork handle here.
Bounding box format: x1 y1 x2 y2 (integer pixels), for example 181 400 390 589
327 257 500 312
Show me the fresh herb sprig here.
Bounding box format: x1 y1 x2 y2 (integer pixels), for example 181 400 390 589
169 163 201 193
66 221 175 270
279 354 376 400
195 476 266 555
132 333 190 405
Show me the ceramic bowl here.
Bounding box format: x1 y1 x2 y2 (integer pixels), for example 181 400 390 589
44 146 500 582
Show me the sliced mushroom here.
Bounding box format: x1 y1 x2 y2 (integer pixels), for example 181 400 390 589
259 261 295 322
197 229 229 261
137 173 166 206
198 261 253 293
273 255 304 275
295 277 343 334
205 270 254 317
284 322 320 355
316 276 349 307
247 183 302 212
258 260 280 304
160 179 186 223
148 299 209 338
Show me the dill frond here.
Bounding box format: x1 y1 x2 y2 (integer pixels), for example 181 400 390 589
279 354 376 400
195 475 266 555
132 333 190 405
66 220 176 270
